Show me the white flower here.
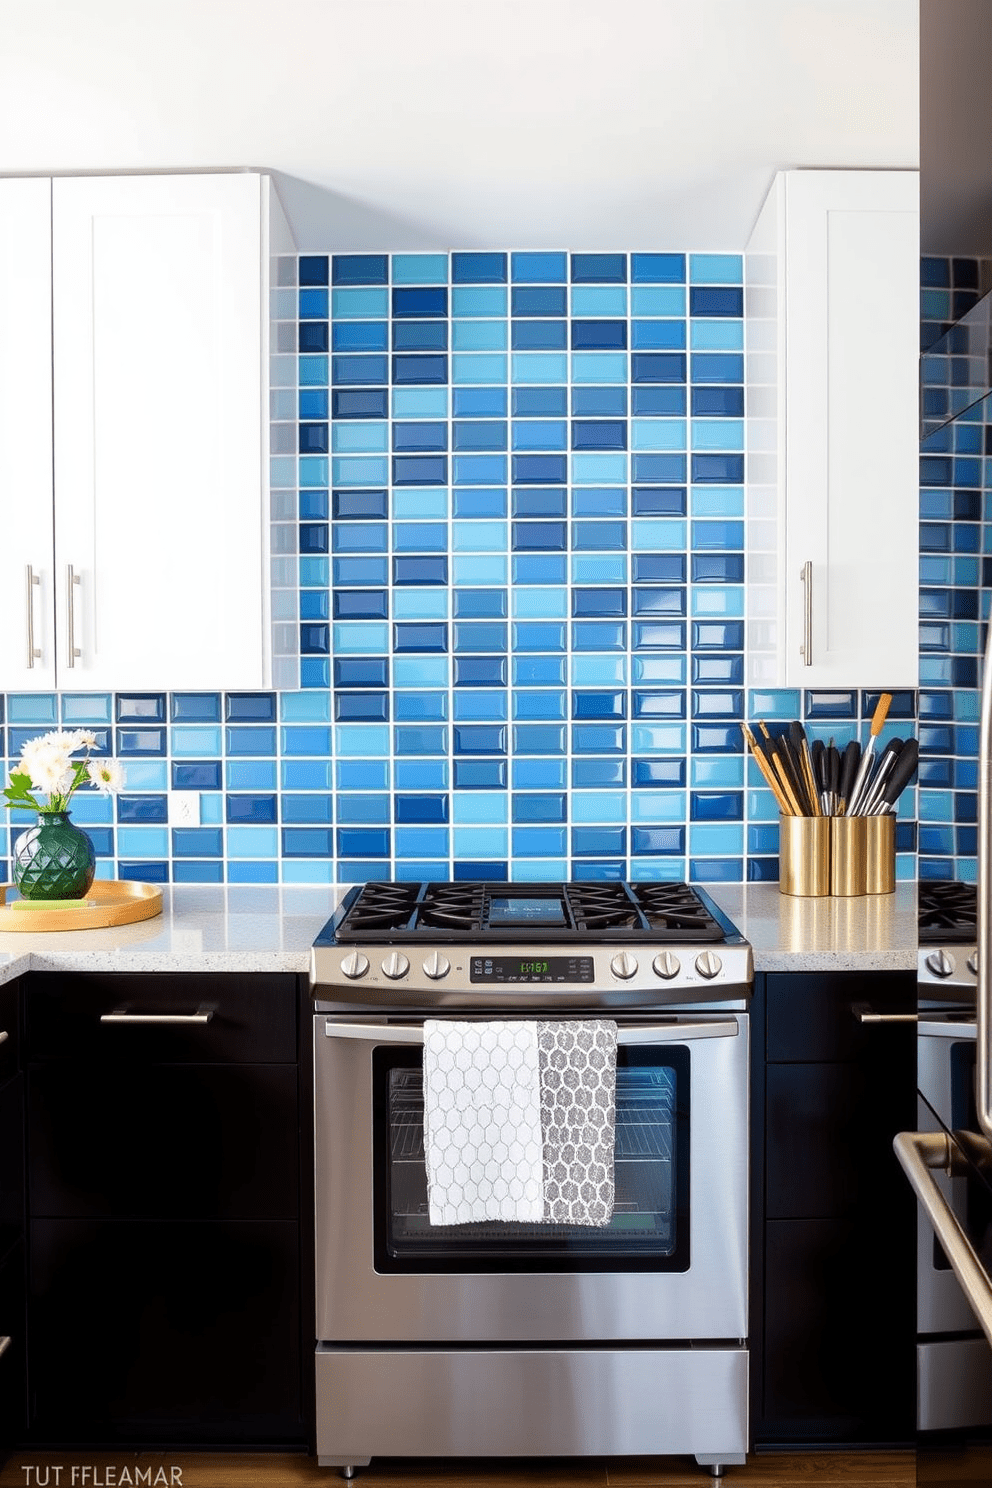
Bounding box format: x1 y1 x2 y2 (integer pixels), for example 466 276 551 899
87 759 126 795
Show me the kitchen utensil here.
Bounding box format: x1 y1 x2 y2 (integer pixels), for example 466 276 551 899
857 737 903 816
766 724 811 816
838 740 861 815
789 720 822 817
873 736 919 813
810 739 827 811
846 693 892 815
742 723 794 815
826 740 840 815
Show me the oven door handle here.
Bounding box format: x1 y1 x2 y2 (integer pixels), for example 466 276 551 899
322 1018 740 1044
894 1129 992 1350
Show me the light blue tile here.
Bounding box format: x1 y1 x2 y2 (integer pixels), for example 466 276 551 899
300 558 330 586
395 827 450 858
631 519 687 551
8 694 58 724
631 286 685 317
632 724 686 754
630 859 686 882
68 793 114 824
453 826 509 856
631 791 686 822
631 419 686 451
335 725 390 756
689 254 743 284
571 452 628 484
747 786 779 822
690 320 744 350
61 694 114 726
331 455 389 487
392 253 448 284
451 286 507 317
298 355 329 386
452 353 508 384
452 320 508 351
570 286 627 316
691 486 744 518
571 555 627 585
511 588 569 618
571 655 628 686
691 419 744 451
749 689 801 720
512 420 568 451
691 586 744 617
227 827 280 857
393 523 448 553
392 590 449 620
393 657 450 688
171 726 222 757
571 352 627 384
690 822 744 855
452 521 507 552
511 859 568 881
391 387 449 418
332 287 389 319
120 760 168 791
393 488 448 519
332 422 389 453
332 623 390 653
200 793 223 825
691 756 745 787
117 827 169 857
511 353 569 384
633 655 686 684
452 554 508 586
282 861 336 884
571 791 626 823
453 453 508 484
512 826 567 856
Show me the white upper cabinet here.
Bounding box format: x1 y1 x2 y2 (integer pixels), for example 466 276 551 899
746 170 920 689
0 171 298 693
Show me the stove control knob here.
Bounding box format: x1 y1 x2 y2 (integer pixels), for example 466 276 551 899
969 952 979 976
694 950 723 980
382 952 410 980
340 951 370 981
652 952 681 980
423 951 451 981
925 949 955 979
610 952 639 980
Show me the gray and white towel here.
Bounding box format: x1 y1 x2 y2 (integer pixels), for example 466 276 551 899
423 1018 617 1228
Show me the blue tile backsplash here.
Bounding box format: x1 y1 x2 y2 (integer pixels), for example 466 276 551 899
0 247 950 887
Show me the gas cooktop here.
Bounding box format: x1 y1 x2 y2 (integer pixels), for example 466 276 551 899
918 880 978 946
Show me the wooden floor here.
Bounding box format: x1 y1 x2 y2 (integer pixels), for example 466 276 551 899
0 1453 916 1487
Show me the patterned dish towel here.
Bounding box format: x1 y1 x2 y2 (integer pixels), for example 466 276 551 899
423 1018 617 1228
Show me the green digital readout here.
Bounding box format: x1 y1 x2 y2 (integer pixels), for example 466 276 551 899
470 956 595 983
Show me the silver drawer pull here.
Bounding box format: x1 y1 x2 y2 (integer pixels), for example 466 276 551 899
852 1002 918 1024
0 1336 11 1359
0 1030 8 1045
100 1007 214 1025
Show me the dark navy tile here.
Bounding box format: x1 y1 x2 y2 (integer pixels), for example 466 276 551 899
512 454 568 485
392 321 448 352
171 693 221 723
172 761 222 791
572 420 627 450
511 286 568 317
512 386 569 417
392 556 448 585
572 589 627 618
332 355 389 385
395 794 449 824
860 690 917 720
803 690 858 720
393 454 448 485
335 693 390 723
117 795 168 824
454 858 508 879
392 286 448 318
332 254 388 285
454 658 508 688
298 324 329 353
689 286 743 317
119 862 170 883
921 257 950 288
116 727 166 756
452 252 507 283
691 553 745 584
116 694 166 723
511 521 566 551
332 389 390 420
632 386 686 416
572 691 626 720
392 354 448 385
453 761 508 790
300 255 329 286
512 488 568 518
334 658 389 688
334 827 388 859
691 791 744 821
300 523 329 554
632 554 686 584
632 588 686 616
571 320 627 350
691 386 745 417
571 254 627 283
332 490 389 520
631 353 686 384
301 623 330 654
226 693 276 722
920 454 954 487
511 321 568 351
226 794 278 824
691 454 745 483
631 826 685 855
632 486 687 516
333 591 389 620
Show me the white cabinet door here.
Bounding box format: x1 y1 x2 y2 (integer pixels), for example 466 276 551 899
0 179 55 689
51 172 271 691
746 170 919 689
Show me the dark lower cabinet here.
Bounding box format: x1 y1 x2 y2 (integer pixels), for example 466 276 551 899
24 972 308 1447
754 969 917 1448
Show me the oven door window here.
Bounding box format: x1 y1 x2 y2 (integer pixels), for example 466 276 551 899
372 1044 690 1274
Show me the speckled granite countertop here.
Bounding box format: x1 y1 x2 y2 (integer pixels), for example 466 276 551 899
0 879 918 988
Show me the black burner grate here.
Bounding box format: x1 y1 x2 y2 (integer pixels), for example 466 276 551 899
335 880 730 944
918 880 977 945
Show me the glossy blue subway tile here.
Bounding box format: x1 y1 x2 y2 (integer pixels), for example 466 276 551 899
512 286 568 318
631 254 685 283
511 321 567 351
572 321 627 351
333 322 388 352
298 323 329 353
300 255 329 286
118 861 169 883
392 556 448 586
570 254 626 283
117 795 168 824
513 386 569 418
224 726 277 756
334 693 389 723
332 255 387 286
453 761 508 791
453 421 509 452
116 694 166 723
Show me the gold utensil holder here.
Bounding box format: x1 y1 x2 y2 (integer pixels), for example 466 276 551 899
830 815 868 896
865 813 896 895
779 815 831 897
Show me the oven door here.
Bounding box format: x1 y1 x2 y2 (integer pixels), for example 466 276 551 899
314 1013 748 1344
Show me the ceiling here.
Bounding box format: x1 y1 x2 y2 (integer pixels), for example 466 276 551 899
0 0 918 250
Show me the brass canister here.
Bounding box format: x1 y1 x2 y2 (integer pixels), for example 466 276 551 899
779 815 831 897
865 812 896 894
830 815 868 896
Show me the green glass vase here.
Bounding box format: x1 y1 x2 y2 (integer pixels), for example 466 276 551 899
13 810 96 900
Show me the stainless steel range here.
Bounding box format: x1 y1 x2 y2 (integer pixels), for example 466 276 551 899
310 880 753 1480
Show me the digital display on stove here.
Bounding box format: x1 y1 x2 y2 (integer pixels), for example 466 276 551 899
488 897 567 926
470 956 595 984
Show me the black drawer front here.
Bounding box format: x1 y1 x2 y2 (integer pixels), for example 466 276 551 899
25 972 297 1063
0 1241 26 1448
0 978 19 1083
766 971 915 1063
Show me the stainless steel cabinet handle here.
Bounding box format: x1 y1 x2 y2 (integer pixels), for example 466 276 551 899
852 1002 918 1024
25 565 41 668
980 619 992 1142
800 559 813 666
66 564 81 667
323 1018 740 1044
100 1007 214 1025
0 1336 10 1359
895 1130 992 1348
0 1031 8 1045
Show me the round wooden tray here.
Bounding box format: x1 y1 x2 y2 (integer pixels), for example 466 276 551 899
0 879 163 932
